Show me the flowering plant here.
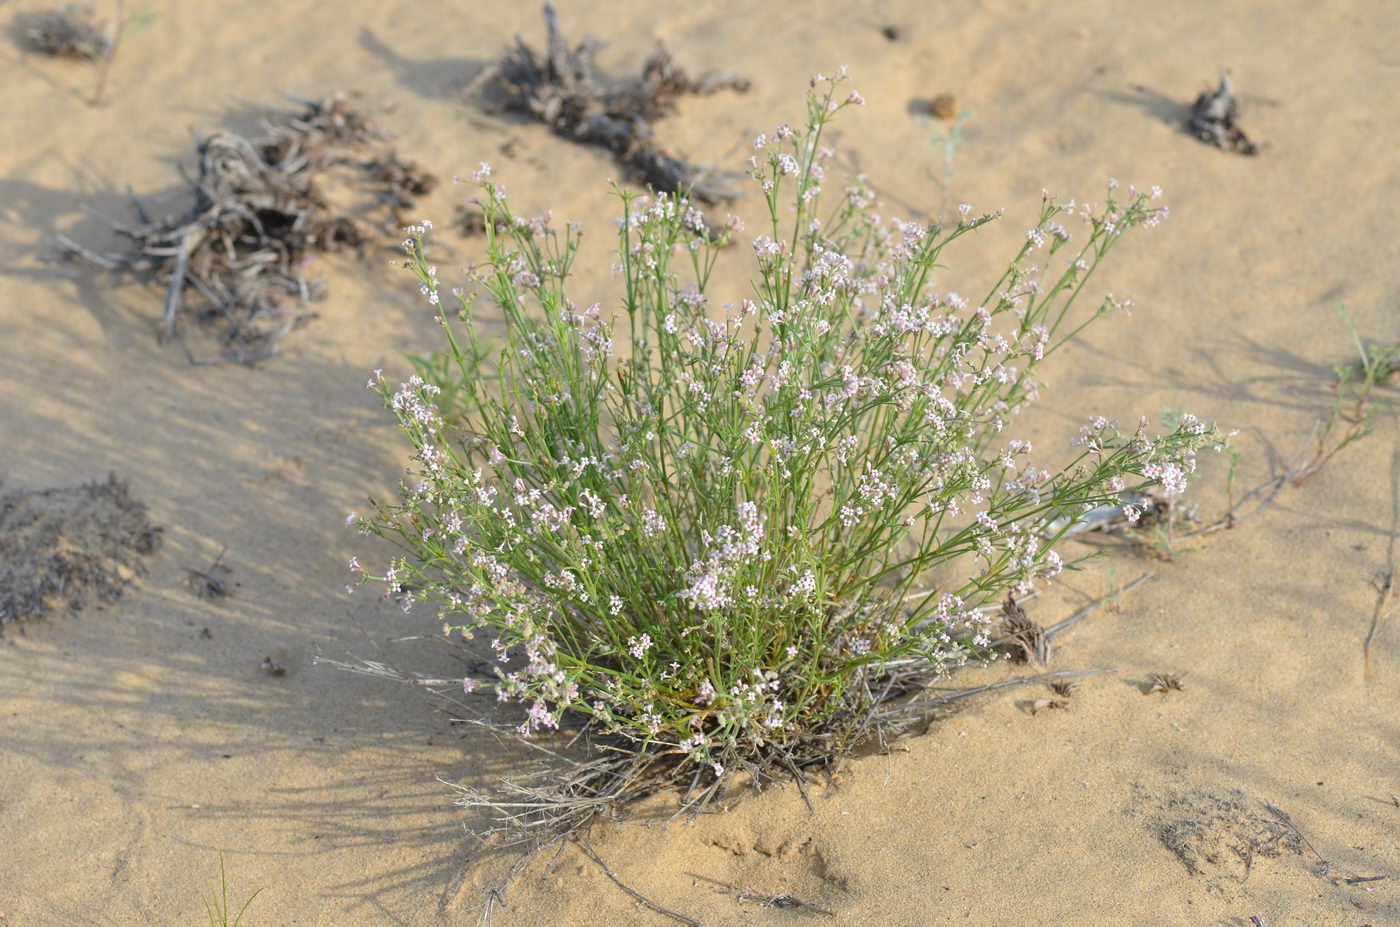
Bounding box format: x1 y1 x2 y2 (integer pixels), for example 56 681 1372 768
351 75 1216 817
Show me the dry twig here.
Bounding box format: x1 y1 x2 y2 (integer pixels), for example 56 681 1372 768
687 871 836 916
184 544 232 599
1363 563 1397 682
579 840 704 927
1044 572 1155 641
91 0 124 105
1263 801 1329 874
885 668 1116 718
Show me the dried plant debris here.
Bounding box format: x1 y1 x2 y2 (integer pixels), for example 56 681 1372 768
17 5 111 60
993 594 1049 666
1147 789 1303 880
184 546 233 600
468 3 749 203
1031 681 1080 714
58 93 438 364
1189 70 1259 156
0 474 161 627
687 871 837 916
1146 672 1185 695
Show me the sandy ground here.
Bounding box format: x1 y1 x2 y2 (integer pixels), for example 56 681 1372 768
2 0 1398 924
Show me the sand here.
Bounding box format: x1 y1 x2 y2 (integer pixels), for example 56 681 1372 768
2 0 1397 923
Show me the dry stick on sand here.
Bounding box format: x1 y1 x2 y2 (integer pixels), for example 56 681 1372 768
686 871 836 917
1363 562 1397 682
1263 801 1330 876
883 668 1117 718
465 3 750 203
1182 414 1355 542
1044 571 1154 641
90 0 124 105
578 840 704 927
1262 800 1389 884
990 571 1154 665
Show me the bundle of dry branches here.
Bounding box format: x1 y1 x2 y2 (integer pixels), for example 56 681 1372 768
468 3 749 203
59 94 437 364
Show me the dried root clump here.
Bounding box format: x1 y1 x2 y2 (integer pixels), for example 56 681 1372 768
0 474 162 627
1188 70 1258 156
994 595 1049 666
1146 672 1185 695
17 5 111 60
469 3 749 203
58 93 438 364
1030 681 1078 714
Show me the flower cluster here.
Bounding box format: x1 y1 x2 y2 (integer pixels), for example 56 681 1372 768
351 75 1217 779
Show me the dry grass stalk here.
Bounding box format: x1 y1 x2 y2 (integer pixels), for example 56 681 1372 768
687 871 837 916
184 545 232 599
58 93 437 364
579 841 704 927
1363 562 1397 682
1042 572 1155 642
467 3 749 203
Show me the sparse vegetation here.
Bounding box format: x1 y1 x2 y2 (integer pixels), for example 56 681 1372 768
202 854 261 927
